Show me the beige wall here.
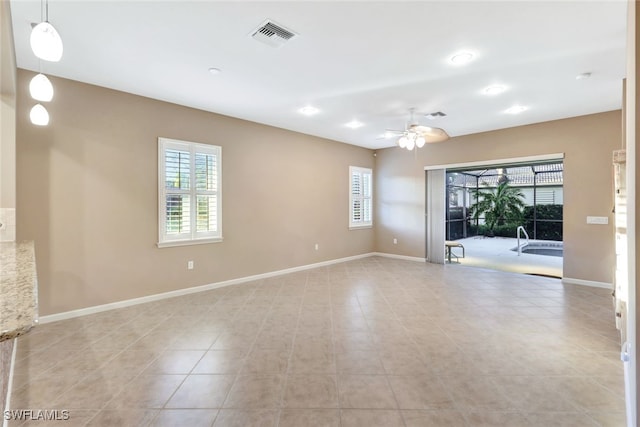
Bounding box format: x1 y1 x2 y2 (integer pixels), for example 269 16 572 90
16 70 375 315
14 67 622 315
375 111 621 284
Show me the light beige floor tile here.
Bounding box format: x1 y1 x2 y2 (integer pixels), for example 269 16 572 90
143 350 205 374
85 409 159 427
223 375 284 409
212 409 278 427
338 375 397 409
333 332 376 352
340 409 404 427
463 410 532 427
401 409 468 427
586 411 628 427
289 348 336 374
443 375 513 411
168 331 219 350
165 374 235 409
278 409 340 427
591 375 624 396
492 375 579 412
282 375 338 408
547 377 626 412
9 258 625 423
98 350 159 374
53 373 137 410
253 330 295 351
192 350 247 374
152 409 218 427
242 348 290 374
104 374 185 409
336 350 385 374
210 331 257 352
523 412 601 427
9 374 84 408
6 409 96 427
378 348 431 375
387 375 455 410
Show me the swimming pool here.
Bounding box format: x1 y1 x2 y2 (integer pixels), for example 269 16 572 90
511 241 563 257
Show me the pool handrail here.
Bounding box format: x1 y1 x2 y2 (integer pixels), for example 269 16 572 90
517 226 529 256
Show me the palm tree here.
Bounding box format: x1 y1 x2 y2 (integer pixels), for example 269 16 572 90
469 181 525 236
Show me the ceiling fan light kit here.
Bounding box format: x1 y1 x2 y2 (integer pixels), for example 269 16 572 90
391 108 450 151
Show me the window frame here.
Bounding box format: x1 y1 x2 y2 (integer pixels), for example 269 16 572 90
349 165 373 229
157 137 223 248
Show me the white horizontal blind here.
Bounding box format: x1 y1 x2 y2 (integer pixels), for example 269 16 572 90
350 166 372 228
159 138 222 246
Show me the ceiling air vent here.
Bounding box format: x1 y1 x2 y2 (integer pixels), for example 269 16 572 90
425 111 447 120
250 20 298 48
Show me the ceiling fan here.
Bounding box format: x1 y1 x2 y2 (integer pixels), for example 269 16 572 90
385 108 450 150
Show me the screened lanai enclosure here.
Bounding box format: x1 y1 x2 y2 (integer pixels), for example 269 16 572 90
446 161 564 241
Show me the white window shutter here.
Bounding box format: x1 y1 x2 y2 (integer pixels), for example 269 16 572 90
349 166 372 229
158 138 222 247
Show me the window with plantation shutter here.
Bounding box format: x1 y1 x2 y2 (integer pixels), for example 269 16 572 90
158 138 222 247
349 166 372 229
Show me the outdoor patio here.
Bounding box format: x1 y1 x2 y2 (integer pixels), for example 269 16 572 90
447 236 563 279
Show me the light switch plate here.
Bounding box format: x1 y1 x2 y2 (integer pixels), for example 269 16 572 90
586 216 609 225
0 208 16 242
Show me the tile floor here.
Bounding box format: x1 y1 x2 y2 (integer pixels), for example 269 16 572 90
7 256 625 426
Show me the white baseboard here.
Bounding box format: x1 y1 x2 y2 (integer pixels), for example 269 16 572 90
562 277 613 290
39 252 375 324
3 338 17 427
44 252 609 324
372 252 427 263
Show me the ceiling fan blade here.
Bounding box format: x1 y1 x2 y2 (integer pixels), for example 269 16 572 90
412 125 450 143
382 130 405 138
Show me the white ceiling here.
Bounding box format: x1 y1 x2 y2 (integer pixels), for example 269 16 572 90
10 0 628 149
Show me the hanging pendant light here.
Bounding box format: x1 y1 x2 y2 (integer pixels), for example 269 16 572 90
30 21 63 62
30 0 63 62
29 73 54 102
30 104 50 126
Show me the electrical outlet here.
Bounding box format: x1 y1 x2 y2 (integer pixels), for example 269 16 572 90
314 243 319 251
187 261 194 270
393 238 398 244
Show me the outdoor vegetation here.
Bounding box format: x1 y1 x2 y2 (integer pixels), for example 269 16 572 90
469 181 526 236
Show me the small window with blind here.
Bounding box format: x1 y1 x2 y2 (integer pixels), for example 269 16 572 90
349 166 372 229
158 138 222 247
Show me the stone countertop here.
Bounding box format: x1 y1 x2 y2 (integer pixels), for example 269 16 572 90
0 241 38 342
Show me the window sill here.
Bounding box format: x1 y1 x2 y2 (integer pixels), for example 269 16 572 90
157 237 223 248
349 225 373 230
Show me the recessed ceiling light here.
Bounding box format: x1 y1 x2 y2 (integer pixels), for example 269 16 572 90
504 105 528 114
449 51 475 65
576 72 592 80
208 67 222 75
483 85 507 95
345 120 364 129
299 105 320 116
